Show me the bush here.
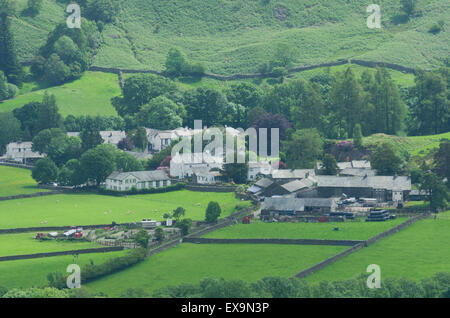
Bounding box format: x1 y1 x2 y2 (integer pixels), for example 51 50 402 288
176 218 192 235
205 201 221 223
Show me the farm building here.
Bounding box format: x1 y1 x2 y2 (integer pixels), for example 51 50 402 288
4 141 43 164
247 161 273 181
271 169 315 181
105 170 171 191
170 153 223 178
316 175 411 202
192 169 222 184
261 197 338 220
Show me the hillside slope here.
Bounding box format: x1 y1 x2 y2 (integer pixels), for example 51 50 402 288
9 0 450 75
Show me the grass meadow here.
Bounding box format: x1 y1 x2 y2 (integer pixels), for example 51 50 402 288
0 190 252 229
202 218 407 240
0 72 121 116
0 166 48 197
0 232 101 257
0 251 127 290
86 243 347 297
306 212 450 282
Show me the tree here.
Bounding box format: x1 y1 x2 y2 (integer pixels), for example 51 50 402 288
205 201 221 223
13 102 41 138
226 82 262 109
172 207 186 220
32 157 58 184
165 48 187 76
136 96 184 130
434 140 450 184
27 0 43 14
115 151 143 172
400 0 418 17
46 135 82 167
130 127 149 151
0 70 17 100
353 124 363 148
117 137 134 151
43 54 71 85
0 112 21 154
0 13 24 86
420 171 449 213
410 70 449 135
183 88 228 127
133 229 150 248
371 142 404 175
79 144 116 185
154 228 165 242
221 163 248 184
283 128 323 169
86 0 119 23
176 218 192 235
31 128 66 154
253 113 291 140
35 92 63 133
322 154 339 175
57 159 85 186
248 106 267 127
80 129 103 152
112 74 177 116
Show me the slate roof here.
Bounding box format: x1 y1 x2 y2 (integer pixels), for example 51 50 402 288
281 178 314 193
340 168 376 177
316 176 411 191
302 198 337 208
255 178 274 188
107 170 169 182
262 197 305 212
272 169 315 179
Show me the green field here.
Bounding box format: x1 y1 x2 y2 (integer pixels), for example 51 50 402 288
307 213 450 282
0 190 252 229
86 243 347 296
0 232 101 257
0 166 48 197
0 251 127 289
0 72 121 116
363 132 450 157
203 218 407 240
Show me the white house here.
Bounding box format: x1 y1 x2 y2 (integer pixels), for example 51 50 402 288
105 170 171 192
5 142 43 164
170 153 223 179
193 169 222 185
146 127 196 153
247 161 273 181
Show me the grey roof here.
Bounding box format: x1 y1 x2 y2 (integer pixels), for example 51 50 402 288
247 185 262 194
255 178 274 188
340 168 376 177
107 170 169 182
262 197 305 212
272 169 315 179
317 176 411 191
302 198 337 208
281 179 314 193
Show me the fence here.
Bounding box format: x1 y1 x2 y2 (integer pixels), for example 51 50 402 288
96 239 138 249
0 246 124 262
186 184 236 192
0 161 34 170
183 237 363 246
89 59 418 81
0 190 63 202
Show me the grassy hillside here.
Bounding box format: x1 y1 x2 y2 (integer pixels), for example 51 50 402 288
9 0 450 75
363 132 450 157
0 166 48 197
0 72 120 116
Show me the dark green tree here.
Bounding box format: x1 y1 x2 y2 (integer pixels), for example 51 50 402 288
371 142 404 175
205 201 221 223
420 171 449 213
283 128 323 169
322 154 339 175
79 144 116 185
0 12 24 85
0 112 21 154
32 157 58 184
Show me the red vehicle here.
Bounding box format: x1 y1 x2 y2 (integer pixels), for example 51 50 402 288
242 216 251 224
